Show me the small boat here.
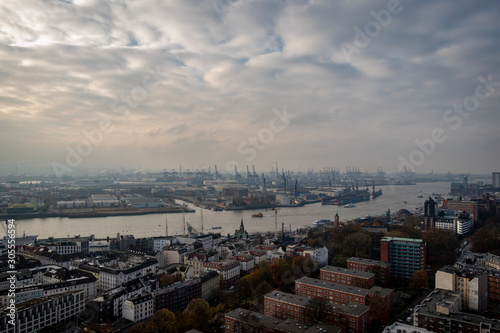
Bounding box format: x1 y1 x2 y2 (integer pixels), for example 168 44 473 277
402 201 408 204
251 212 264 218
212 226 222 229
344 203 356 208
417 195 423 198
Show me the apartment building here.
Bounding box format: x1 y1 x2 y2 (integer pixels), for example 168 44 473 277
320 266 375 288
346 257 391 286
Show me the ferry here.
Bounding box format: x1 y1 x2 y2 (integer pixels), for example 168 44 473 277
344 203 356 208
313 219 331 226
251 213 264 218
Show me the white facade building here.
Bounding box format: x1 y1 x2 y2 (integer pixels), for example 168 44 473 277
99 258 158 292
122 294 154 322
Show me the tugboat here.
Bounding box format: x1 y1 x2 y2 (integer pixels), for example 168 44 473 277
251 212 264 218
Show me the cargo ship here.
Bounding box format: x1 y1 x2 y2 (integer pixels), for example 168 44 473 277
371 188 382 199
321 188 371 206
371 181 382 199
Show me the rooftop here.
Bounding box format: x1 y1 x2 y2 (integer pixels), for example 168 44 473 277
264 291 370 316
347 257 391 267
321 265 375 279
296 277 393 297
226 308 341 333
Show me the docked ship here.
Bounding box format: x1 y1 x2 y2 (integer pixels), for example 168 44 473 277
371 188 382 199
1 232 38 247
371 181 382 199
321 187 371 206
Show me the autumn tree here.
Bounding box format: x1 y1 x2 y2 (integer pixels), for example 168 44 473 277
128 323 146 333
470 227 500 253
179 298 213 332
159 273 175 288
144 309 177 333
422 228 460 271
409 270 429 295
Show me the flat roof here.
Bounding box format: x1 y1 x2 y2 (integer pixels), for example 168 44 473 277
226 308 341 333
381 237 423 243
296 277 393 297
264 291 370 316
347 257 391 267
321 266 375 279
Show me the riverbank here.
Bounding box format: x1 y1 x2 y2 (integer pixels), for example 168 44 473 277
0 206 195 220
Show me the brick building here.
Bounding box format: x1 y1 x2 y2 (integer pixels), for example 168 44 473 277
346 257 391 286
264 291 371 333
320 266 375 288
444 200 478 223
294 277 393 312
225 308 341 333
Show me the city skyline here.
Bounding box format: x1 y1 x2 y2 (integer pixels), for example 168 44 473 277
1 0 500 175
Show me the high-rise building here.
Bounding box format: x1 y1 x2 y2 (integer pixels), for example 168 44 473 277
493 172 500 188
435 266 488 313
380 237 427 280
423 197 437 230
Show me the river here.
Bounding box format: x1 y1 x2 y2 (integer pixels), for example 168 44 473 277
6 181 467 240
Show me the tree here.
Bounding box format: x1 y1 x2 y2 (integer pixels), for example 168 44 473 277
144 309 177 333
385 230 410 238
181 298 213 332
304 297 333 324
470 227 500 253
409 270 428 295
128 323 147 333
422 228 460 271
159 273 175 288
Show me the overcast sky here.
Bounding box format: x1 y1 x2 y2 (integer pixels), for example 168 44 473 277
1 0 499 176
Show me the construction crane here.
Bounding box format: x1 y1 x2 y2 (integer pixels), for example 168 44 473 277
234 165 242 181
214 165 221 179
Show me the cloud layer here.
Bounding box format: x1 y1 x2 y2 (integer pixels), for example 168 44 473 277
1 0 499 175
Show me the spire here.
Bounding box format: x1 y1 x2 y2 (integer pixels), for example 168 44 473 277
240 218 245 231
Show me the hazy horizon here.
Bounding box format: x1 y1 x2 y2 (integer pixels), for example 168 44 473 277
1 0 499 176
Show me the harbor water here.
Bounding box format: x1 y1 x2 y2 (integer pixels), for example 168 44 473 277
9 182 462 239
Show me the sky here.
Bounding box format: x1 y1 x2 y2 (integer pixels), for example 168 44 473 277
1 0 499 176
